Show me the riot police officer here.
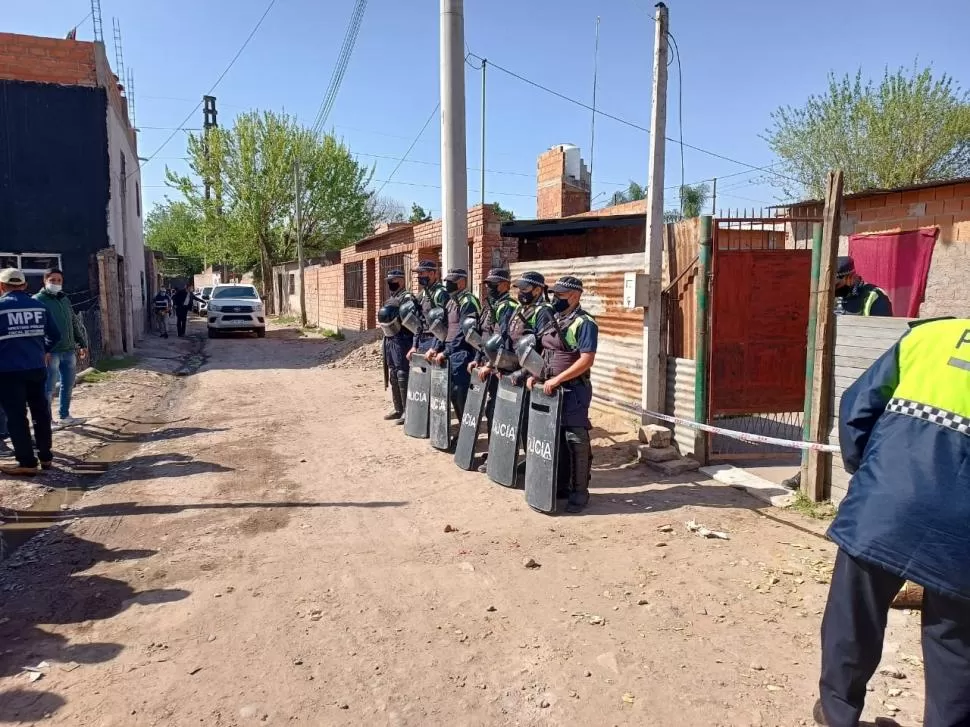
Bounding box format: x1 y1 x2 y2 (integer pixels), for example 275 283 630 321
378 268 416 424
526 275 598 514
468 269 519 471
429 268 481 422
835 255 893 316
407 260 449 359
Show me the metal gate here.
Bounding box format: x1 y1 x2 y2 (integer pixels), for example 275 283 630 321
707 215 817 458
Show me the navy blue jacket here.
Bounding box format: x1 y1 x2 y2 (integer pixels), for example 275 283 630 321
829 318 970 602
0 290 61 372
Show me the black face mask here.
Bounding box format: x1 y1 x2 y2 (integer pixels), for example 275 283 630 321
485 283 502 303
552 296 570 313
417 275 431 288
387 280 401 293
517 290 535 306
444 280 459 294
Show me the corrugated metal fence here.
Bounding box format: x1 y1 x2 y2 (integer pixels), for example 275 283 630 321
666 357 697 455
828 315 911 503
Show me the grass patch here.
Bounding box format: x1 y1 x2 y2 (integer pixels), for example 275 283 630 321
78 355 138 384
321 328 345 340
786 491 836 520
274 314 301 326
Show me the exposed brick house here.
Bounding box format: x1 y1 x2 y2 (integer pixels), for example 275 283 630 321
785 179 970 318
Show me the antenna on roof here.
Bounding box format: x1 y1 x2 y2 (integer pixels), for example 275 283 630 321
112 18 125 79
91 0 103 42
126 68 137 128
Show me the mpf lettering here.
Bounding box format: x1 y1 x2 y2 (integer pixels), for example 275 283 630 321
7 311 43 326
491 422 516 440
527 436 553 461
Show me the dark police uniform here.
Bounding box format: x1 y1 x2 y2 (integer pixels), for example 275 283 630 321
152 290 171 337
412 260 449 355
836 255 893 316
170 287 200 337
381 268 416 423
537 276 598 513
817 317 970 727
0 271 61 471
433 268 481 420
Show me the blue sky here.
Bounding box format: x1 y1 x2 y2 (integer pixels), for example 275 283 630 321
7 0 970 220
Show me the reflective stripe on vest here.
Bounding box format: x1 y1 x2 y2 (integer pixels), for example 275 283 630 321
862 287 887 316
492 297 516 324
562 314 594 350
893 319 970 421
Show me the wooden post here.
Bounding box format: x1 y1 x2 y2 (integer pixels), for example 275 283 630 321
96 248 124 356
802 170 843 502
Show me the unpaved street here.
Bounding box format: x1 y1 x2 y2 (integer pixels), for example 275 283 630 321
0 321 926 726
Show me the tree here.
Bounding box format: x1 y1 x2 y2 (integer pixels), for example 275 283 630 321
144 201 205 278
368 196 406 224
609 181 646 206
489 202 515 222
409 203 432 223
679 182 710 218
765 63 970 199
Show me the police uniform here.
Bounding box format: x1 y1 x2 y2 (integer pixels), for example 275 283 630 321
816 317 970 727
380 268 416 423
0 268 61 474
412 260 449 354
433 268 481 420
152 290 172 337
836 255 893 316
537 275 598 513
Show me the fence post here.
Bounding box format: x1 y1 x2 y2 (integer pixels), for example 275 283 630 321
803 171 843 502
96 248 123 356
693 215 713 464
799 222 824 484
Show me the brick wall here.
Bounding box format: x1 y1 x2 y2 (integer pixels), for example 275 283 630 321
573 199 647 218
0 33 98 86
518 226 644 262
536 146 590 218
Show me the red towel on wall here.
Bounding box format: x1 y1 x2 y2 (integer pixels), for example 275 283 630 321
847 228 938 318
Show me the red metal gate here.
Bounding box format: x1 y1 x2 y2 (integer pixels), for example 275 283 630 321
707 216 816 456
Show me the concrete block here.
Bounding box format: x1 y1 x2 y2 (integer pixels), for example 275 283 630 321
699 464 795 508
637 445 679 463
638 424 672 448
647 457 701 476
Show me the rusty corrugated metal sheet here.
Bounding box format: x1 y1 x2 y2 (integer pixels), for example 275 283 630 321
665 357 697 455
509 253 643 420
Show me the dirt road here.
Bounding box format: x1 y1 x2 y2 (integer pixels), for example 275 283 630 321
0 321 926 726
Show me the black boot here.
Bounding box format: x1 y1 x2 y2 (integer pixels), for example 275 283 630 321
564 427 592 513
385 371 405 420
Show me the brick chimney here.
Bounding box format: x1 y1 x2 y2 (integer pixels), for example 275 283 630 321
536 144 591 218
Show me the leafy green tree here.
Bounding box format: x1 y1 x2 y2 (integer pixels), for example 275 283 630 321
489 203 515 222
765 63 970 198
144 201 205 278
679 182 710 218
409 203 432 223
609 181 647 206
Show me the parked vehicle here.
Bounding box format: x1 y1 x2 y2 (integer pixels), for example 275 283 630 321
206 284 266 338
194 286 213 315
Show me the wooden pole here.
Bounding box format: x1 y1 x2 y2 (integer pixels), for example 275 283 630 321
802 170 843 502
294 159 307 328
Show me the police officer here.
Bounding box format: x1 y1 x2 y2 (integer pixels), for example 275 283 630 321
814 317 970 727
0 268 61 476
380 268 415 424
526 275 598 514
835 255 893 316
429 268 481 422
407 260 449 360
468 269 519 471
152 287 172 338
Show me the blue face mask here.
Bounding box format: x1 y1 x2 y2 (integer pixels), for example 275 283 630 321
552 296 570 313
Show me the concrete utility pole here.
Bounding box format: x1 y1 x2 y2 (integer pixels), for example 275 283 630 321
480 57 486 208
440 0 468 272
294 159 307 327
641 2 669 418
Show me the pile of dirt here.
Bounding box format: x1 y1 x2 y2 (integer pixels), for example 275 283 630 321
320 335 383 371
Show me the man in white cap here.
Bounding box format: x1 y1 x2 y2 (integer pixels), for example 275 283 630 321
0 268 60 475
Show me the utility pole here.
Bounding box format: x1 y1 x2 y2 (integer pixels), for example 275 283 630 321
589 16 601 184
641 2 669 419
440 0 468 273
480 57 486 208
294 159 307 328
711 177 717 215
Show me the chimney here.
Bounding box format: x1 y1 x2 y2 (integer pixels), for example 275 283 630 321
536 144 591 218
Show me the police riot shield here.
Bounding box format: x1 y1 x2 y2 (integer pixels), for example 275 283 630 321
404 360 431 439
524 387 563 514
453 378 488 470
485 378 526 487
429 363 452 450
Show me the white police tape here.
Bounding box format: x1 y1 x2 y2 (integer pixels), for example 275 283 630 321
592 393 841 454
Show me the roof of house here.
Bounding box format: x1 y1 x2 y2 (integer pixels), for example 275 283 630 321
502 213 645 237
780 176 970 208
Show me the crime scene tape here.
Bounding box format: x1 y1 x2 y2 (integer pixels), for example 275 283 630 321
592 393 841 454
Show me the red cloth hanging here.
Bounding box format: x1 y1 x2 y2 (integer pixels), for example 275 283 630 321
847 227 939 318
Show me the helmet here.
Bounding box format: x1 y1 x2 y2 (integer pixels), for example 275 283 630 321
515 333 545 378
461 316 484 351
483 333 519 372
399 299 422 334
377 303 401 338
426 307 448 342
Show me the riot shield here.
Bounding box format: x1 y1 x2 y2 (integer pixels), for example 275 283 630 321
404 360 431 439
429 363 451 450
485 378 526 487
524 387 563 514
453 378 488 470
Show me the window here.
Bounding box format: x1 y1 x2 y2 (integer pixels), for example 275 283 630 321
0 252 63 294
343 261 364 309
212 285 259 299
288 273 296 295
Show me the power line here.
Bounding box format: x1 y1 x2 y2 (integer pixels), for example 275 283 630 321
375 104 439 196
668 31 685 200
137 0 279 173
311 0 368 135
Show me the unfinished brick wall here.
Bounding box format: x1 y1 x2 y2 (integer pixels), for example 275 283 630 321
0 33 98 86
536 146 590 218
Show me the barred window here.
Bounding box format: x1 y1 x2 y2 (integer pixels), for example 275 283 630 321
344 261 364 308
288 273 295 295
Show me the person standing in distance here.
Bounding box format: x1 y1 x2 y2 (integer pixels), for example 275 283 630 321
152 287 172 338
429 268 481 421
170 283 202 338
0 268 61 475
380 268 416 424
34 268 88 429
813 317 970 727
526 276 598 514
407 260 448 360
